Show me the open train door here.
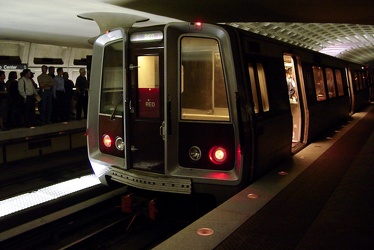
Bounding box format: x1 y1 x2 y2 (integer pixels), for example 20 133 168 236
283 54 308 152
127 44 165 172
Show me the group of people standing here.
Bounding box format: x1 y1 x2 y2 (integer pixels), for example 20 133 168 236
0 66 89 130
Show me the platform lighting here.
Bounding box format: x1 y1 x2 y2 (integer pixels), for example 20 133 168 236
0 175 100 218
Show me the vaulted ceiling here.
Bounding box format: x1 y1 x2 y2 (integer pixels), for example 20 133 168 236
0 0 373 66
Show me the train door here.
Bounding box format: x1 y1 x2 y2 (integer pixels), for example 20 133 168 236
283 54 306 150
345 67 355 114
128 49 164 172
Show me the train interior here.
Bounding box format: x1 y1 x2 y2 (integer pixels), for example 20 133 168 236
283 54 304 150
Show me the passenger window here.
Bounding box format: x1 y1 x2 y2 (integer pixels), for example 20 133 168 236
359 72 366 90
180 37 229 121
353 72 359 92
335 69 345 96
325 68 336 99
100 41 123 115
247 63 269 113
312 66 326 101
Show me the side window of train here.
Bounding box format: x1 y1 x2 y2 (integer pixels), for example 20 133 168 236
358 72 366 90
325 68 336 99
248 63 270 114
312 66 327 101
335 69 345 96
180 37 229 121
353 72 359 92
100 41 123 115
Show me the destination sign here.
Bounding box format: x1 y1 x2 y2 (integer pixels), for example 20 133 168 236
0 64 27 70
130 31 163 43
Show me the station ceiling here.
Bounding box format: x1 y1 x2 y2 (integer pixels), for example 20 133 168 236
0 0 373 66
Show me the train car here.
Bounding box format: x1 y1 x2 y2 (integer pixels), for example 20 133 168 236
85 19 369 203
347 64 371 113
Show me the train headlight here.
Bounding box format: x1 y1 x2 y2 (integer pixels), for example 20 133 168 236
189 146 202 161
103 134 112 148
115 137 124 151
209 146 227 164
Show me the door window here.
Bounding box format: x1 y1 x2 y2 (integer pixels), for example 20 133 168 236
137 55 160 119
248 63 270 114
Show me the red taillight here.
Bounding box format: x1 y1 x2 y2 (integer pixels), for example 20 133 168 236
103 134 112 148
209 146 227 164
190 22 203 31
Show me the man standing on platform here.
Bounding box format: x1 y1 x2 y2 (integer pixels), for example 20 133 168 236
37 65 54 124
75 68 89 120
18 69 38 127
52 67 66 122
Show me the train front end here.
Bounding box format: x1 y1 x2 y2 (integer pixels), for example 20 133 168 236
87 23 246 198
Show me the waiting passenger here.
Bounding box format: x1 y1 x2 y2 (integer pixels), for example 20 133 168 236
75 68 89 120
18 69 38 127
52 67 66 122
30 72 38 89
37 65 54 124
63 72 75 121
6 71 23 128
48 66 55 78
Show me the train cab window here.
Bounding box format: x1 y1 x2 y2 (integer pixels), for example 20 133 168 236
335 69 345 96
248 63 269 114
325 68 336 99
180 37 229 121
312 66 327 101
100 41 124 115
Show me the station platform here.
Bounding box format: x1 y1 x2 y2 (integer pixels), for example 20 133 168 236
0 119 87 164
155 104 374 249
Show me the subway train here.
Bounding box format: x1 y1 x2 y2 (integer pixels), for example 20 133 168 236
86 21 371 202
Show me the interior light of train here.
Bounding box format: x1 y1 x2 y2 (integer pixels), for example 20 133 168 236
103 134 112 148
130 31 163 43
189 146 202 161
115 137 124 151
209 146 227 164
